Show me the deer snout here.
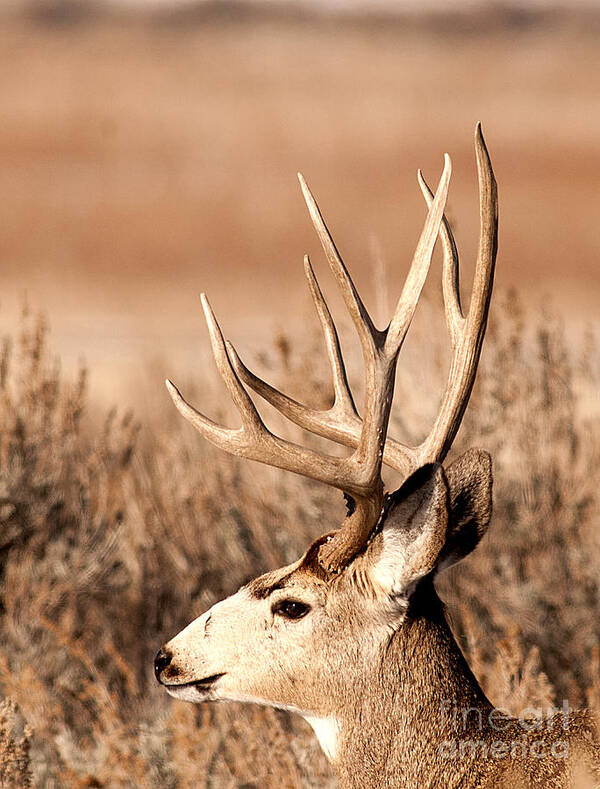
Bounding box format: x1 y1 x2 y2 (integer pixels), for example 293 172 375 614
154 648 173 683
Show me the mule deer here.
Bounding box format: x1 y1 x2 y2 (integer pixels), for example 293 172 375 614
155 125 599 787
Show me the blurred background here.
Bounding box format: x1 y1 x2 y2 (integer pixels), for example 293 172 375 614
1 2 600 786
1 0 599 407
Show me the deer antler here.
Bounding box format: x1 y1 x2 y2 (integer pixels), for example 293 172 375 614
232 124 497 475
167 124 497 572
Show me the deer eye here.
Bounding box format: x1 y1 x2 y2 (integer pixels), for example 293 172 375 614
272 599 311 620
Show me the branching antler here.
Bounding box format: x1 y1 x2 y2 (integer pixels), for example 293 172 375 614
233 124 497 480
167 124 497 572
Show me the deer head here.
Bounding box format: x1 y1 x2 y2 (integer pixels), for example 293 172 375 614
155 124 498 764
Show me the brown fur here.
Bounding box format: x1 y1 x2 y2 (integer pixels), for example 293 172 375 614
332 583 600 788
158 451 600 787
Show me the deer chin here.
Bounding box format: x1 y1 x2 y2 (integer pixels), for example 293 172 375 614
164 673 226 703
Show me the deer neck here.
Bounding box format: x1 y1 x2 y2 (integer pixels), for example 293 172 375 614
327 583 493 788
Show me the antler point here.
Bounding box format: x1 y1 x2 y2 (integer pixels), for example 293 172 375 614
475 122 485 146
165 379 181 401
225 340 238 359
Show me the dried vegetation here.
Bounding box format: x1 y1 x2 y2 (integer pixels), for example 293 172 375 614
0 293 598 786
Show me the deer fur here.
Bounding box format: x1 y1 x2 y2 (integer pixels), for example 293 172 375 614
158 451 600 786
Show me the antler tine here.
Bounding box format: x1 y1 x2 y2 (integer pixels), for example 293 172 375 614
470 123 497 333
231 256 417 475
298 174 382 359
303 254 358 417
166 378 234 444
227 345 328 436
385 154 452 358
417 169 464 348
199 295 264 433
166 294 265 448
415 123 497 466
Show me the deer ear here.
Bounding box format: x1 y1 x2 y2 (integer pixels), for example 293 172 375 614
367 463 449 597
436 448 493 572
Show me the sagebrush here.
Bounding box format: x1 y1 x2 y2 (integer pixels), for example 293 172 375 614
0 293 598 786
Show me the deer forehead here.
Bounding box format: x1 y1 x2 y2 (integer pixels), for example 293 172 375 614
245 557 329 601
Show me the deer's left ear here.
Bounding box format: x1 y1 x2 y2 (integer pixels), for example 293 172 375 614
365 449 493 597
367 463 449 597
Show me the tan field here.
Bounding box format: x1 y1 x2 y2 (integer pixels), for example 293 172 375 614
1 11 600 786
0 14 599 406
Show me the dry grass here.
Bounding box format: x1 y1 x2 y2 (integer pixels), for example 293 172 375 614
0 291 598 786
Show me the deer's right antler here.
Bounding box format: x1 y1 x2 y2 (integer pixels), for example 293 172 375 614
167 124 497 572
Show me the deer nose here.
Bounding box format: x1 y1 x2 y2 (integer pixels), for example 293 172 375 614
154 648 172 683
